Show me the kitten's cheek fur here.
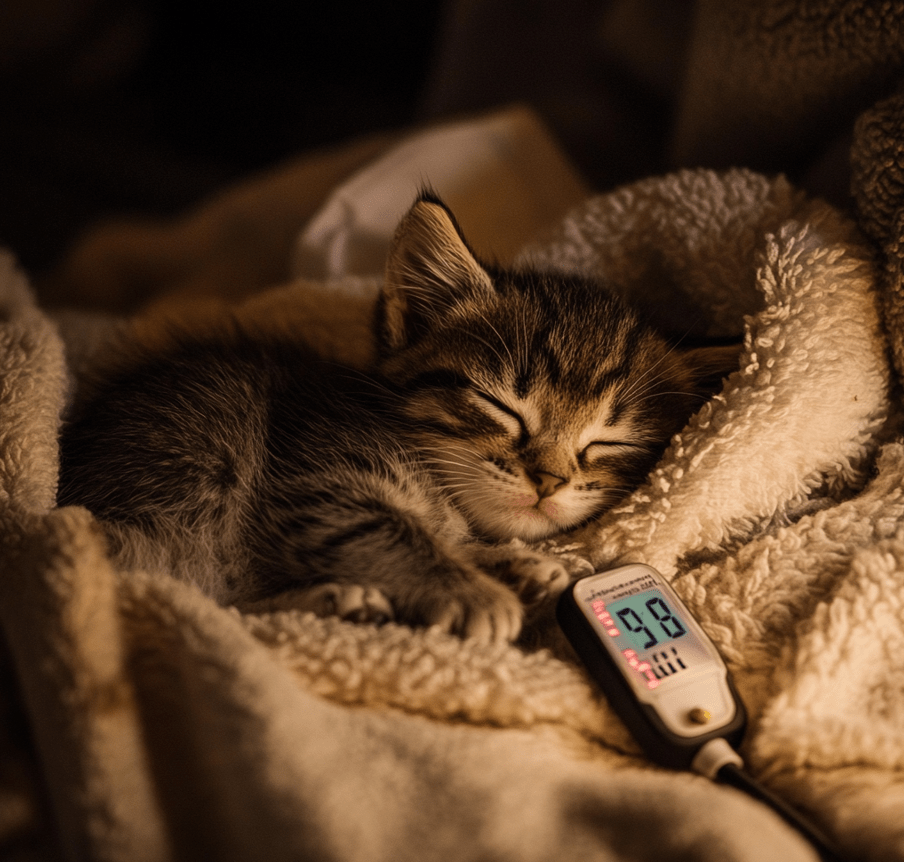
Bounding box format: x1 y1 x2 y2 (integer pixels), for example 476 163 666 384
463 489 589 541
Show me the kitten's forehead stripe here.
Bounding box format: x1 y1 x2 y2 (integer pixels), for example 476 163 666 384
587 359 633 401
605 397 631 427
514 328 563 397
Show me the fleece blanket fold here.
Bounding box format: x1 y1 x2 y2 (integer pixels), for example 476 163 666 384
2 152 904 862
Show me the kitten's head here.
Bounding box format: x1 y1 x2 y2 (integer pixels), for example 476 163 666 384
376 192 737 542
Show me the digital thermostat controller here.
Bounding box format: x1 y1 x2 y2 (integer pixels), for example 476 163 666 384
557 563 746 769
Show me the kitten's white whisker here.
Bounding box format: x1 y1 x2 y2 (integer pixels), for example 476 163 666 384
615 364 674 407
481 316 516 371
612 333 698 407
463 330 513 374
634 390 707 405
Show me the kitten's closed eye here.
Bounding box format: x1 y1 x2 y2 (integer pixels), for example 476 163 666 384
401 368 654 540
468 389 528 443
469 390 640 460
580 441 641 460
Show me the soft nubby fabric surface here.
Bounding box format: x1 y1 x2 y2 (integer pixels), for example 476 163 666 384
1 156 902 862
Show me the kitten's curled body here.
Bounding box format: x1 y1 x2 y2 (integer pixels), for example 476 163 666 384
58 192 737 643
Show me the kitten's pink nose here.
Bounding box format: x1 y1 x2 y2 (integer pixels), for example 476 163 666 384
530 471 568 499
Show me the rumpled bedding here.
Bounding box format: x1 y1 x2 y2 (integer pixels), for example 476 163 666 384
1 99 904 862
6 2 904 853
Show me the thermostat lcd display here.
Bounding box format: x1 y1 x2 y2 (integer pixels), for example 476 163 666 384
587 587 713 691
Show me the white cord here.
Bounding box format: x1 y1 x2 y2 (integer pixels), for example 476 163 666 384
690 736 744 780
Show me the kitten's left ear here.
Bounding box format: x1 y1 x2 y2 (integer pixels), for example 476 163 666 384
679 342 741 394
379 193 494 353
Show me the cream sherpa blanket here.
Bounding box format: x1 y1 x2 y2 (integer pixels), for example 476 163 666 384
2 152 904 862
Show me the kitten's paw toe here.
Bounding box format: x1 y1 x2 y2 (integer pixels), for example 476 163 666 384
502 552 570 605
428 586 523 644
334 584 395 624
308 583 395 625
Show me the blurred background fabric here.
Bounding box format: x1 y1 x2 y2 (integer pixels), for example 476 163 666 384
0 0 695 280
4 0 903 285
0 0 444 274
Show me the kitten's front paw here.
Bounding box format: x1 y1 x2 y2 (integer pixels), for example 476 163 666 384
242 583 395 624
417 575 523 644
482 546 571 607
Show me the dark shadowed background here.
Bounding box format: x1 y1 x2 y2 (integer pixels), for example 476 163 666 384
3 0 875 283
0 0 685 277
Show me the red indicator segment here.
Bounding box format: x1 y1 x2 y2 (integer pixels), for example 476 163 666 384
591 599 621 637
623 648 660 690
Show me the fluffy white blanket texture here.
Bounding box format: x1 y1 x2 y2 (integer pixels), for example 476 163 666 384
3 104 904 862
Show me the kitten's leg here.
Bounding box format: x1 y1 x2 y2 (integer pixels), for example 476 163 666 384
253 469 525 643
416 567 522 643
469 542 572 608
262 553 524 643
100 515 399 625
98 519 250 605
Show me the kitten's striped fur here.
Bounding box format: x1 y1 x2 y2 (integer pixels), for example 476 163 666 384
58 192 736 643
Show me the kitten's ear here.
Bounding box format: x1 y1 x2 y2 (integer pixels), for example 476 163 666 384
680 342 741 394
379 193 494 352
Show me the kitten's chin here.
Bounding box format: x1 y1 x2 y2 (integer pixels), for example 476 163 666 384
465 501 580 543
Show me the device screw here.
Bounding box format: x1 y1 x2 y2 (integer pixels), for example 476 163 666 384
688 707 711 725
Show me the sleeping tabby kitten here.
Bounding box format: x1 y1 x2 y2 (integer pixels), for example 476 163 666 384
58 192 736 643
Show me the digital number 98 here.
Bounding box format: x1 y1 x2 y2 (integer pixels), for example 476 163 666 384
616 596 687 649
